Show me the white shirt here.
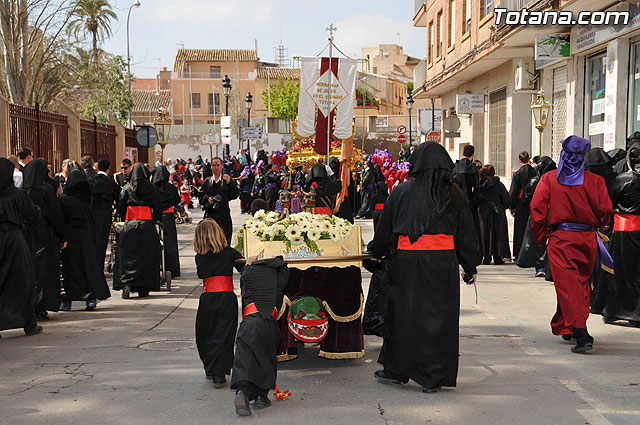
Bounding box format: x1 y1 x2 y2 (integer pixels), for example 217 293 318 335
13 168 23 188
97 171 108 176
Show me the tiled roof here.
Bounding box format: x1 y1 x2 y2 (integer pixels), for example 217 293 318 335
55 88 100 110
173 49 258 71
131 90 171 112
256 67 300 80
54 88 171 114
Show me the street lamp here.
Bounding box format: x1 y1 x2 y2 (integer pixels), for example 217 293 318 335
245 92 252 153
153 108 172 163
531 90 551 156
406 93 415 146
126 0 141 128
222 75 232 156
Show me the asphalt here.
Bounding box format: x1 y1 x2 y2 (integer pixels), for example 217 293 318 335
1 201 639 425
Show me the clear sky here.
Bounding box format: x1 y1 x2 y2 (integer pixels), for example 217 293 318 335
102 0 426 78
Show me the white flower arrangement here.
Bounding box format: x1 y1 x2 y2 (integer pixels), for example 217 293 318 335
234 211 353 255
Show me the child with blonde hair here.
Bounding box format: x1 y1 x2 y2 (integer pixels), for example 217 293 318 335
194 219 244 388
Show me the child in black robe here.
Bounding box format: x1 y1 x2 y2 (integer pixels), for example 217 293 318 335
231 257 289 416
194 219 244 388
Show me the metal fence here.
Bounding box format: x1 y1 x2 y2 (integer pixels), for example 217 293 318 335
80 117 117 170
9 103 69 172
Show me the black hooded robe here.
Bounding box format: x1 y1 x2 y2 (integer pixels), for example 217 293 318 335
90 172 120 289
115 164 163 294
594 147 640 323
22 159 66 312
367 142 481 390
239 173 254 214
516 157 557 271
58 169 110 302
0 158 41 332
152 166 181 278
358 164 376 218
264 168 280 211
474 176 511 262
231 258 289 398
195 246 244 377
509 164 537 259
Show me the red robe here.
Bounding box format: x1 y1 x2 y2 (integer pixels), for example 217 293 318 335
530 171 612 335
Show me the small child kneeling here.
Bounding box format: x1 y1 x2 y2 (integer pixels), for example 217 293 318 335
231 257 289 416
194 219 244 388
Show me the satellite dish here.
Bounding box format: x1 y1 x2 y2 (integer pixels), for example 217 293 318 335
136 126 158 147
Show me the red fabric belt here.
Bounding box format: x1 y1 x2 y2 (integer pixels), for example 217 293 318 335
202 276 233 293
243 302 277 319
614 213 640 232
397 234 454 251
374 203 385 210
126 206 152 221
163 207 174 214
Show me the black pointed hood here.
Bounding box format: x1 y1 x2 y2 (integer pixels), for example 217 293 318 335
0 157 16 194
22 158 49 194
64 168 91 202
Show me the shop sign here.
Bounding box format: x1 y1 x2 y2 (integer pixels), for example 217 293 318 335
571 5 640 55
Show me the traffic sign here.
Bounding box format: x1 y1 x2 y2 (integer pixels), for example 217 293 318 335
201 134 219 145
426 131 441 143
221 116 231 128
397 134 407 144
241 126 261 140
396 125 406 135
221 128 232 138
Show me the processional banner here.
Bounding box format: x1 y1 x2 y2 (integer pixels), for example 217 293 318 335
296 57 358 155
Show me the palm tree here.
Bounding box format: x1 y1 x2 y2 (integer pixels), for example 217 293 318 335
68 0 118 61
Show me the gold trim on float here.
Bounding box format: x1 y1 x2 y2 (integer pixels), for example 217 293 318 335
277 353 299 362
318 350 365 359
322 294 364 323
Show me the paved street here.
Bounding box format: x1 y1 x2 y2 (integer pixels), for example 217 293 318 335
1 201 639 425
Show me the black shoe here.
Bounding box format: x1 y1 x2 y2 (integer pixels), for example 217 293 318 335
422 386 441 393
629 320 640 328
138 289 150 298
571 328 594 353
85 299 97 311
253 395 271 408
212 375 226 389
482 257 491 265
205 373 213 380
603 316 616 324
493 257 505 265
374 369 409 385
561 334 574 341
24 325 43 336
35 310 50 321
122 286 131 299
234 390 252 416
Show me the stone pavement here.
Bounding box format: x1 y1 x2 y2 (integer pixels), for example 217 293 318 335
1 200 639 425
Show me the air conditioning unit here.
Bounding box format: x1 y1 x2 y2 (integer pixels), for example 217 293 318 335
514 58 537 92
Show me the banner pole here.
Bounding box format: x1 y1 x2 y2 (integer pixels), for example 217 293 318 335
326 24 336 165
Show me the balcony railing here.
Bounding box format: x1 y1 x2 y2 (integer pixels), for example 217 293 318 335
415 0 426 16
172 71 257 80
499 0 534 10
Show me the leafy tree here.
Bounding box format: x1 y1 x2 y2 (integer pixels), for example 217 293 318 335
262 77 299 121
76 54 132 124
67 0 117 61
0 0 77 105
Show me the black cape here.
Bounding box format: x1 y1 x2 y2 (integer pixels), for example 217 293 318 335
358 163 376 218
264 169 280 211
593 167 640 322
115 164 163 292
368 142 481 389
22 159 66 312
59 169 110 301
474 176 511 260
231 258 289 392
0 158 41 331
90 172 120 290
152 166 181 278
509 164 537 258
195 247 244 376
453 157 479 203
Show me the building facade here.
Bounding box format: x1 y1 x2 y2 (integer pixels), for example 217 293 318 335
412 0 635 177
